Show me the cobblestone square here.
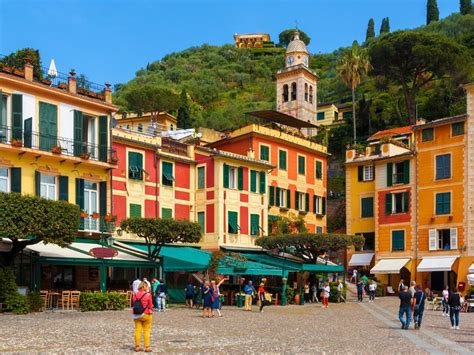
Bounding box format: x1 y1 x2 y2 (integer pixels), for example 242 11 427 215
1 297 473 354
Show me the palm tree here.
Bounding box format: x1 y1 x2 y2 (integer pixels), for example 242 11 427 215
336 41 371 143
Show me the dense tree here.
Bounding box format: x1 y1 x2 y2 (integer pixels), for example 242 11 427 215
369 31 471 124
177 88 192 129
278 29 311 47
255 233 364 264
120 218 201 261
123 85 180 117
366 18 375 41
380 17 390 34
427 0 440 24
460 0 472 15
336 41 371 142
0 193 80 266
0 48 43 79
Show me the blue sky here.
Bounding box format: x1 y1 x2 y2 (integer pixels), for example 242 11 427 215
1 0 459 86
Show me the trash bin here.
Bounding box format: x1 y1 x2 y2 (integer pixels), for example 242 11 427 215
235 293 244 308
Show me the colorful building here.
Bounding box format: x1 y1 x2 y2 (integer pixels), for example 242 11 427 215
233 33 271 48
115 111 177 133
316 101 352 128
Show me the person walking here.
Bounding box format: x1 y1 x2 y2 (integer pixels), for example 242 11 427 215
321 281 330 309
304 282 310 303
408 281 416 298
337 279 345 303
442 286 450 316
210 277 227 317
412 285 426 330
132 277 141 295
448 288 462 330
356 278 364 303
151 278 159 310
243 280 256 311
368 280 376 303
156 280 167 312
311 283 319 303
350 269 358 283
132 281 153 352
398 279 405 292
184 282 195 308
399 286 412 330
202 280 212 318
258 282 267 313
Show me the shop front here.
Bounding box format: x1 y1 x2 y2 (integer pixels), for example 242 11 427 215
370 258 413 292
416 256 458 293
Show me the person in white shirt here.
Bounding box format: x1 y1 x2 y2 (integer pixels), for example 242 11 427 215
322 282 330 309
442 286 450 316
350 269 358 283
368 280 377 302
132 277 141 294
337 280 345 303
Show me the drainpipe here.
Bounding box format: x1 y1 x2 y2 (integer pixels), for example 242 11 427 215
414 134 418 283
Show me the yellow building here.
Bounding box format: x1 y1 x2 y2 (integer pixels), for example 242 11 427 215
115 111 177 133
316 102 351 127
234 33 271 48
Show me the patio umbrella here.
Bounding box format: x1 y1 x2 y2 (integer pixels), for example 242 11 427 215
47 59 57 78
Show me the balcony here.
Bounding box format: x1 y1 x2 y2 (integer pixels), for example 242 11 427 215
0 125 117 164
161 137 190 157
80 215 116 234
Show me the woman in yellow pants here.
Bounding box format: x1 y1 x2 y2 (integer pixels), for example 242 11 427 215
132 281 154 352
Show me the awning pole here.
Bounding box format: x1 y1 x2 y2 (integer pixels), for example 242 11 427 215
99 262 107 293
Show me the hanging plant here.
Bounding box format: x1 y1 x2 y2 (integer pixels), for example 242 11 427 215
80 210 89 218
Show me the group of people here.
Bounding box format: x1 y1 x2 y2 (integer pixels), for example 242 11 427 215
132 277 167 312
356 276 377 303
243 280 269 312
398 280 463 330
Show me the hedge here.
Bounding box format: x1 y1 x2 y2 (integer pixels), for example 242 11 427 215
79 292 128 312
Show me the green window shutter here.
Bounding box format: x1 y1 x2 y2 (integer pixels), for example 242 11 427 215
197 212 205 232
387 163 393 186
358 166 363 182
287 189 291 209
436 193 443 215
279 150 287 170
295 191 299 209
99 181 107 216
385 193 392 214
223 164 229 188
322 196 326 215
12 94 22 140
313 195 317 213
260 145 269 161
403 191 409 212
250 214 259 236
298 156 305 175
269 185 275 206
305 193 310 212
436 192 451 215
275 187 281 206
73 110 83 156
98 115 108 162
316 161 322 180
317 112 325 120
237 167 244 190
392 231 405 251
198 166 205 189
361 197 374 218
39 102 57 151
76 178 85 209
228 211 238 234
35 171 40 196
23 117 32 148
161 207 172 219
259 171 266 194
403 160 410 184
250 170 257 192
130 204 142 218
128 152 136 179
162 161 173 186
10 167 21 193
58 176 69 201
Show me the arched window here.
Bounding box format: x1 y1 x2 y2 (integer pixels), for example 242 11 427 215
137 123 143 133
309 86 313 104
282 84 289 102
291 82 297 101
304 83 308 102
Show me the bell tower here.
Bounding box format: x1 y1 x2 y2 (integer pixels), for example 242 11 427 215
276 31 318 127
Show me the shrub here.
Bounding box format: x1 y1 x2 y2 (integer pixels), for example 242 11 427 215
79 292 128 312
0 267 18 303
107 293 128 310
286 286 295 304
5 293 30 314
329 282 346 303
27 293 43 312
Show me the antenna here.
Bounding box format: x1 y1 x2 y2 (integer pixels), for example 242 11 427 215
295 20 298 30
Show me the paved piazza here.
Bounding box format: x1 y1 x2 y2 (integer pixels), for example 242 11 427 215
1 297 473 354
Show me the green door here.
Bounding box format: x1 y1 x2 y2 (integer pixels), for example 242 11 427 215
39 102 57 151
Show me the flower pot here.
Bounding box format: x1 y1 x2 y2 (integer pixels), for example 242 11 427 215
104 215 113 222
294 293 300 305
80 212 89 218
11 140 22 148
2 66 12 73
42 79 51 86
13 69 24 77
51 146 62 154
58 83 67 90
80 153 90 160
91 213 100 219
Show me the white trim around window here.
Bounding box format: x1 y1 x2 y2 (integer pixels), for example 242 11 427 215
0 167 9 193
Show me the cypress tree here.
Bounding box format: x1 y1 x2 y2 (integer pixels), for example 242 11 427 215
460 0 472 15
427 0 440 24
366 18 375 41
380 18 390 34
177 88 191 129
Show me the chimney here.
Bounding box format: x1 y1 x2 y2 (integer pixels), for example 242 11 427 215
24 61 33 81
104 83 112 103
68 69 76 94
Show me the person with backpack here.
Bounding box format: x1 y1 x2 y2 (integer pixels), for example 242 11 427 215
132 281 153 353
156 280 167 312
412 284 425 329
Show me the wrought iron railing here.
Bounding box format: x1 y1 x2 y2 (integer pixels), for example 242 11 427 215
0 125 116 163
80 216 116 233
37 66 70 90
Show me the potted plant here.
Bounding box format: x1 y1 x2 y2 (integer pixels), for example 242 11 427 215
91 212 100 219
42 78 51 86
109 155 118 164
104 213 114 222
80 210 89 218
80 152 91 160
2 65 12 73
69 69 76 77
13 69 24 77
11 138 22 147
58 82 67 90
51 145 62 154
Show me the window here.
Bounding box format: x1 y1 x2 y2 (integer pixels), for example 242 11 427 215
452 122 464 136
162 161 175 186
130 204 142 218
298 155 306 175
228 211 239 234
162 208 172 219
282 84 289 102
279 150 287 170
197 166 205 189
361 232 375 251
260 145 270 162
317 112 325 121
358 165 374 182
40 174 56 200
435 192 451 215
291 82 297 101
228 166 237 189
316 226 323 234
295 191 307 211
429 228 457 251
314 195 321 214
0 94 7 129
128 152 143 180
137 123 143 133
276 187 289 208
388 160 409 185
361 197 374 218
304 83 308 101
342 111 352 120
315 160 322 180
334 111 339 121
391 230 405 251
250 170 257 193
422 128 434 142
250 214 260 236
0 167 8 192
197 212 205 232
435 154 451 180
84 181 98 230
385 192 409 214
309 86 313 103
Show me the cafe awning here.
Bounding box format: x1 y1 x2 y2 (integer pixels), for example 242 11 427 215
467 274 474 286
242 253 344 273
349 253 374 266
417 256 458 272
370 258 411 274
468 263 474 273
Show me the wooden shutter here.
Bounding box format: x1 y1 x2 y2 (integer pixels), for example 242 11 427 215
428 229 437 251
49 104 57 150
298 156 305 175
197 212 205 232
279 150 287 170
250 214 259 235
287 189 291 209
403 191 409 212
98 115 108 162
403 160 410 184
35 171 40 196
99 181 107 217
137 153 143 178
250 170 257 192
161 208 172 219
322 196 326 215
23 117 32 148
223 164 229 188
12 94 22 140
269 186 275 206
305 193 310 212
58 176 69 201
10 167 21 193
259 171 265 194
313 195 317 213
295 191 299 210
198 166 205 189
385 193 392 214
316 161 322 179
358 166 363 181
237 167 243 190
450 228 458 250
386 163 393 186
73 110 83 156
260 145 269 161
130 204 142 218
75 178 85 209
275 187 281 206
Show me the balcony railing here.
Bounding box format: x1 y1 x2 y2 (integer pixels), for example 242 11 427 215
80 216 116 233
161 137 189 157
0 125 116 163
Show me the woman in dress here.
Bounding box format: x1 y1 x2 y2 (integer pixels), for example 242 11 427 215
210 277 228 317
202 280 212 318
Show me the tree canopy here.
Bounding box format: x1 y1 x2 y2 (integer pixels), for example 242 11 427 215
0 48 43 80
255 233 364 263
427 0 440 25
366 19 375 41
120 217 202 261
0 192 80 266
123 85 180 116
177 88 192 129
460 0 472 15
380 17 390 34
278 29 311 47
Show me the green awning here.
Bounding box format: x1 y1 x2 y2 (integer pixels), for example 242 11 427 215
242 253 344 273
217 256 283 276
